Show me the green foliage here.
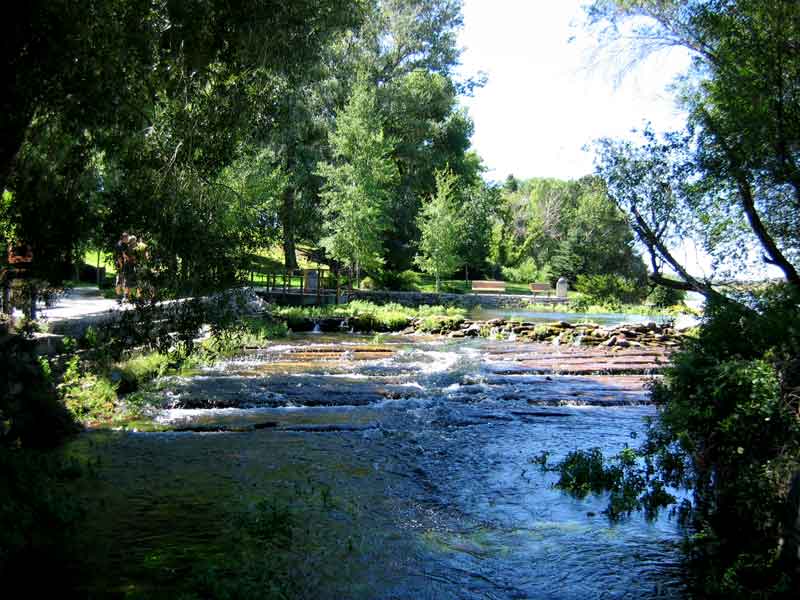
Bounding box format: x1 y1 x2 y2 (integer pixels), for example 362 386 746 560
501 258 552 284
115 353 172 394
377 269 423 291
318 79 399 276
414 168 464 290
574 273 646 308
273 300 464 333
0 336 79 449
59 357 118 424
589 0 800 295
637 286 799 594
491 175 646 285
416 314 465 333
647 284 687 308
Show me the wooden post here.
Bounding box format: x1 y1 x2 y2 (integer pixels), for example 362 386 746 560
316 267 321 305
335 270 340 305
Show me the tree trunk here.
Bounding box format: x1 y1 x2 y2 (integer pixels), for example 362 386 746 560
96 250 102 287
281 187 298 270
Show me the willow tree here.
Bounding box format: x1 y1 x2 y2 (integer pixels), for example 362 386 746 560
587 0 800 297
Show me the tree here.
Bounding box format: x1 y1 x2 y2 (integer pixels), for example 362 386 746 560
2 1 363 290
583 2 800 592
414 168 462 290
587 0 800 296
317 80 399 282
458 176 500 280
490 175 646 286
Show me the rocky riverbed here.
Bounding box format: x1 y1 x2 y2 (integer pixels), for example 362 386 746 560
287 313 688 348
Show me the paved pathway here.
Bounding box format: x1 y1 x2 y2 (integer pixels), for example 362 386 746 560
34 286 130 335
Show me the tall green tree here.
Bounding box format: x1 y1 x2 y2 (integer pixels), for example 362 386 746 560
414 168 463 290
317 81 399 281
490 176 645 285
2 0 363 289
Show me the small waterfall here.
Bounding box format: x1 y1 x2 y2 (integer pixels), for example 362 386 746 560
312 320 322 334
552 333 562 347
573 334 583 347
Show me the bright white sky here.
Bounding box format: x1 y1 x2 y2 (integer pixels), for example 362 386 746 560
457 0 691 182
455 0 728 278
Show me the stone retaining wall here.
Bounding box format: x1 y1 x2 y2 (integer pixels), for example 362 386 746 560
349 289 567 309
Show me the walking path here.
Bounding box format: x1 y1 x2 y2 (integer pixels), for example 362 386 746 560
36 286 130 336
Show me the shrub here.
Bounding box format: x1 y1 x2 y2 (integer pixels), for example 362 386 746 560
0 336 79 448
501 258 551 284
115 352 172 393
647 284 686 308
59 356 117 423
574 273 646 307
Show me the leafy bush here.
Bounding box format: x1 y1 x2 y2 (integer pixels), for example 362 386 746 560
1 336 79 448
0 336 85 589
115 352 172 393
59 357 118 423
647 284 686 308
501 258 551 284
416 314 464 333
574 273 646 307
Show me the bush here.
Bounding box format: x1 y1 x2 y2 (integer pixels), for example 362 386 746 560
574 274 646 307
115 352 172 393
647 284 686 308
643 287 800 594
60 357 118 423
501 258 551 284
0 336 79 448
0 336 85 590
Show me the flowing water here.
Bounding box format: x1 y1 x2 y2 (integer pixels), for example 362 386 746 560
64 334 686 599
468 307 673 327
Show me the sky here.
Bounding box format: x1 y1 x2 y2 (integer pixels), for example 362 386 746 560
457 0 692 182
454 0 728 278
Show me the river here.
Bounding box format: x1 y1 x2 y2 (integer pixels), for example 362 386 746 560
63 333 686 599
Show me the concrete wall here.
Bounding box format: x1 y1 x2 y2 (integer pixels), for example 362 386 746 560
349 290 567 309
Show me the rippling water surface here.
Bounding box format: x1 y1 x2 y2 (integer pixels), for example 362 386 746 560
65 334 685 598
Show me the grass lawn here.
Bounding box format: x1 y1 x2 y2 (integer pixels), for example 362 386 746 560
82 249 117 275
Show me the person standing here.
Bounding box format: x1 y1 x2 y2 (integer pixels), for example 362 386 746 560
123 235 137 301
115 232 130 296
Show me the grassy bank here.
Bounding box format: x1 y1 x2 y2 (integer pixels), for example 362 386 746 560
274 300 466 332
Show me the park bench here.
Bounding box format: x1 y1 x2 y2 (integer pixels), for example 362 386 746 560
472 280 506 294
529 282 552 297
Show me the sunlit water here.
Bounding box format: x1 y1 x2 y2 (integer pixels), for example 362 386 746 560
468 307 673 327
65 334 686 598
